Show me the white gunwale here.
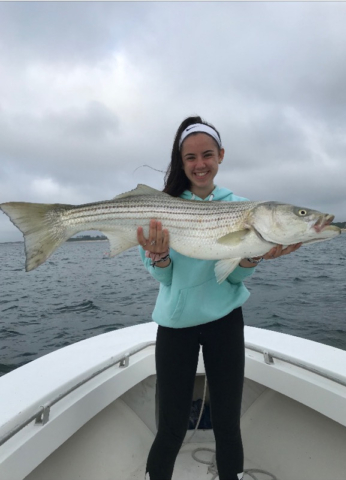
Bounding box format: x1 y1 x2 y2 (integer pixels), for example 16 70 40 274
1 322 346 480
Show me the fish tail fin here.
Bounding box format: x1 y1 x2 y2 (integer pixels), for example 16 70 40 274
0 202 73 271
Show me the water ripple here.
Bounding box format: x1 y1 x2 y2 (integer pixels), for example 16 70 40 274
1 236 345 376
54 300 100 313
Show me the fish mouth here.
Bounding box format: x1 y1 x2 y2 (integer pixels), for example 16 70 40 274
313 214 334 233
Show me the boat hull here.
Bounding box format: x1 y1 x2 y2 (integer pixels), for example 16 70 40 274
1 323 346 480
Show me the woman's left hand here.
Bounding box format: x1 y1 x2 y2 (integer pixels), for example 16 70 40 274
262 243 302 260
240 242 303 267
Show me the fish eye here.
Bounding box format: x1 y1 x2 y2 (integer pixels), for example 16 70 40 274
298 209 307 216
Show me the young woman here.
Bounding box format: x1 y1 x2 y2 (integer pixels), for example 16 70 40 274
137 116 301 480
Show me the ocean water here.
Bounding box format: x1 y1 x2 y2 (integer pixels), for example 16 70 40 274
0 235 345 377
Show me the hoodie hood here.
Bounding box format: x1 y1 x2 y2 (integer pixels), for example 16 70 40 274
180 185 237 202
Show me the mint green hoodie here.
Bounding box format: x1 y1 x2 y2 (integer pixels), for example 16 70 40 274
139 186 255 328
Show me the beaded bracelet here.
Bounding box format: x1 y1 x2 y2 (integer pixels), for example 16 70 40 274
246 257 263 265
145 249 170 267
145 249 169 261
150 254 170 267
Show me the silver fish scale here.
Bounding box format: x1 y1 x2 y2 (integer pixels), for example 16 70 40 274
60 194 261 243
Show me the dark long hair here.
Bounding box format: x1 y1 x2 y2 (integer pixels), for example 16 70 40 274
163 116 222 197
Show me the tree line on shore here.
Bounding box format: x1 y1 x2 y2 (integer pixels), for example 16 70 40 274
67 235 107 242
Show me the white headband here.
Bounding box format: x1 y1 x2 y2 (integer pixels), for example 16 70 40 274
179 123 223 150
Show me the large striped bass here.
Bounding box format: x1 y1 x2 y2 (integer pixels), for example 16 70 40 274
0 184 341 283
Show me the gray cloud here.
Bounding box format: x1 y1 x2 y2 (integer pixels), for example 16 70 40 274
0 2 153 65
1 2 346 243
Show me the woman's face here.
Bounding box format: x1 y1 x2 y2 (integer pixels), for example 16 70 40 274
181 133 224 198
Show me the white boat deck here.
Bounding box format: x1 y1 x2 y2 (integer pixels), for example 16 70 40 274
125 442 270 480
24 376 346 480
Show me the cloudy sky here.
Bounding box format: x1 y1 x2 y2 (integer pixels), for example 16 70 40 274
0 1 345 242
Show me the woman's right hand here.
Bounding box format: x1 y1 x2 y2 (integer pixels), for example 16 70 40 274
137 219 170 254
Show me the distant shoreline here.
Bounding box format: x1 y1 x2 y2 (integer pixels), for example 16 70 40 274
67 237 107 242
68 239 108 243
0 237 108 245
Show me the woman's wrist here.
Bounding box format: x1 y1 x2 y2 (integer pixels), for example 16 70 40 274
145 249 170 267
154 257 171 268
240 257 263 268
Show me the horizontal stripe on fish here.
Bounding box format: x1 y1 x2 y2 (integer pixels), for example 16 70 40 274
0 184 341 282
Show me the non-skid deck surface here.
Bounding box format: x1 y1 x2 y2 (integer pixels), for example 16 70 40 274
126 442 275 480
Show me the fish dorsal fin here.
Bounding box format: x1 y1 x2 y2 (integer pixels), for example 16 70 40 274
217 229 250 246
215 258 242 283
113 184 164 200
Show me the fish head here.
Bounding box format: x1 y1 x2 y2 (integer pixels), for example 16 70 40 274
250 202 341 245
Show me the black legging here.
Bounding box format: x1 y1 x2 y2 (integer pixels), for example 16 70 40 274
146 308 245 480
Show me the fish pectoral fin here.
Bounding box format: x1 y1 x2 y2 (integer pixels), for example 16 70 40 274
103 231 138 257
113 184 165 200
215 258 242 284
217 229 250 246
